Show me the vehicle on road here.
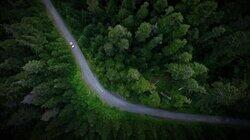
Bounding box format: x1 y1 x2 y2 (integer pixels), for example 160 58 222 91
70 42 75 48
43 0 250 126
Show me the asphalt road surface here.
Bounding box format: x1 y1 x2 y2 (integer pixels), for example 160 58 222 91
42 0 250 127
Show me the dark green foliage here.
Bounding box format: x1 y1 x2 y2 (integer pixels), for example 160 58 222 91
175 0 250 116
0 0 75 138
53 0 250 117
135 22 152 42
154 0 168 14
63 0 209 110
1 0 250 139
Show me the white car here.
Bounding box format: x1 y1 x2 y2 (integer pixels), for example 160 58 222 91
70 42 75 48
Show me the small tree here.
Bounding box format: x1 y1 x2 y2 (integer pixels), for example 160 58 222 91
135 22 152 42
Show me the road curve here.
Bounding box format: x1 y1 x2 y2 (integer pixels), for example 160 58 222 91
42 0 250 127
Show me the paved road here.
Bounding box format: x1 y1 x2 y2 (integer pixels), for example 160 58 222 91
42 0 250 127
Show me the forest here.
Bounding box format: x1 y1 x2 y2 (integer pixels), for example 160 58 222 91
0 0 249 139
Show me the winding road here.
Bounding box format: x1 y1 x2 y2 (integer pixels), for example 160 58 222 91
42 0 250 127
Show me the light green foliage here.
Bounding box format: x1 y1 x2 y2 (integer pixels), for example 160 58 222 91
167 63 195 80
142 91 161 107
191 62 208 76
177 52 192 63
148 35 163 47
108 25 131 43
172 24 190 38
149 92 161 107
185 78 206 93
23 60 45 75
106 25 132 53
127 68 140 81
106 67 121 82
172 94 191 108
135 22 152 42
103 43 114 56
163 39 187 55
117 38 130 49
132 77 155 94
165 6 174 15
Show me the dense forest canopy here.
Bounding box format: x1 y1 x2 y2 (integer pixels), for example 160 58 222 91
0 0 249 139
53 0 250 115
